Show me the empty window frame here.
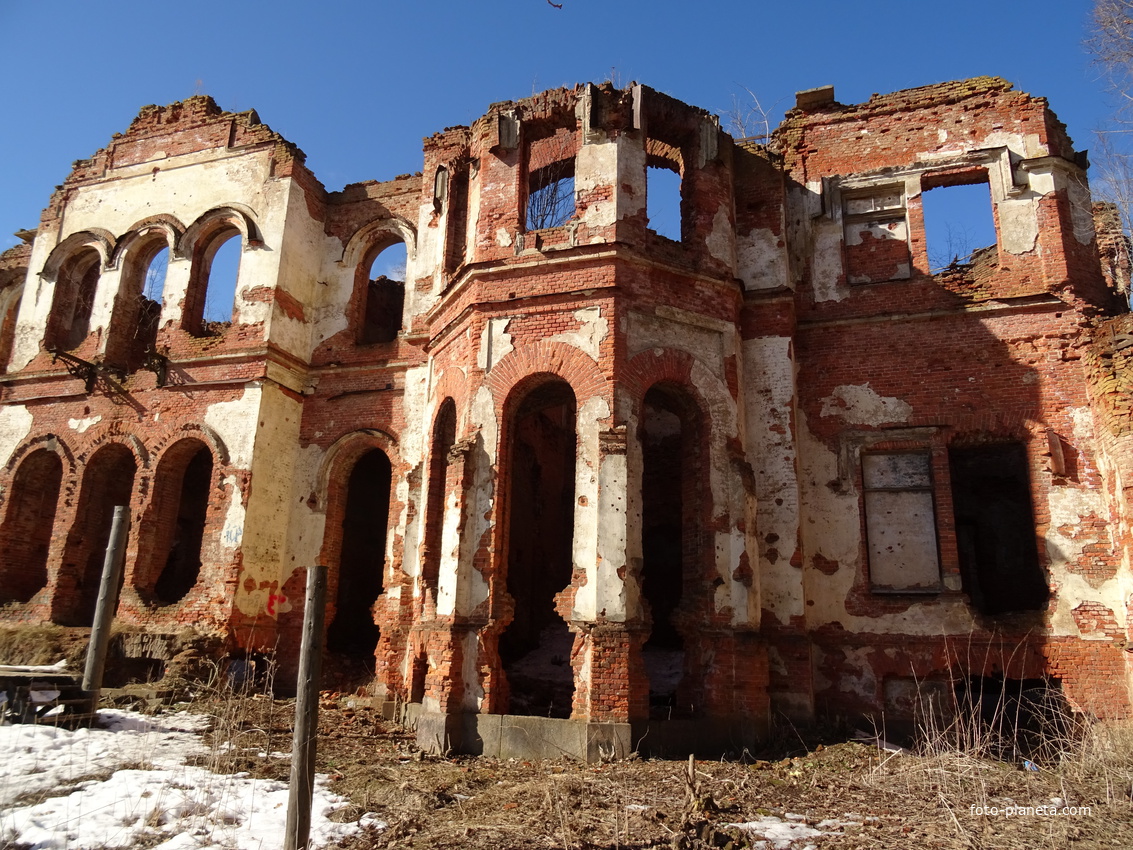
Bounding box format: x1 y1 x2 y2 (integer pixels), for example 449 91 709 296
647 164 682 241
526 159 575 231
950 443 1047 615
109 242 167 368
359 241 406 345
921 177 996 273
862 452 941 592
843 188 911 284
48 249 102 351
185 229 242 336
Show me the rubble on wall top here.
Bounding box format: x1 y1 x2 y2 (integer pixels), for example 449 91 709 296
784 76 1025 120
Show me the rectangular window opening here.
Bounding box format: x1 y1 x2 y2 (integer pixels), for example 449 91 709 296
863 452 941 592
647 165 682 241
922 180 997 274
526 160 575 231
950 443 1047 615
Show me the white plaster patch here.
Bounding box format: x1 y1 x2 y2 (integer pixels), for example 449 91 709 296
573 395 614 621
0 405 34 468
736 228 787 291
204 386 262 469
820 384 912 426
452 385 499 615
626 310 725 375
998 197 1039 255
742 336 801 623
547 307 607 363
68 415 102 434
495 227 513 248
811 219 847 302
461 631 485 711
705 205 733 266
219 476 246 552
285 443 327 574
575 143 619 229
477 317 514 371
1046 486 1110 568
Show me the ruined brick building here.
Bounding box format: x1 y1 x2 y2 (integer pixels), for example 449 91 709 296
1 77 1131 757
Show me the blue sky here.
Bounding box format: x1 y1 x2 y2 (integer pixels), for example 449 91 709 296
0 1 1115 253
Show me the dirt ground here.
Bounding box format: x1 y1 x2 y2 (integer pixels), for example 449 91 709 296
175 690 1133 850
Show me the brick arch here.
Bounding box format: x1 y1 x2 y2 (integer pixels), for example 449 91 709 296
621 347 700 420
339 217 417 270
40 230 116 284
0 446 67 604
181 205 263 257
149 423 230 473
486 340 608 421
110 215 186 267
316 429 402 660
130 436 220 602
4 432 76 478
429 366 469 433
74 426 151 472
54 439 144 626
313 428 399 515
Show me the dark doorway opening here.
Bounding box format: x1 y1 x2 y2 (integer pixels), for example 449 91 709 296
422 399 457 591
954 675 1069 761
59 444 136 626
327 449 391 658
501 380 577 718
640 385 695 717
154 446 213 604
0 450 63 604
950 443 1047 615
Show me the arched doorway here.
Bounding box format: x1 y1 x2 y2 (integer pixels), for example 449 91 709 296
0 449 63 603
500 379 577 718
640 384 703 717
145 441 214 605
58 443 137 626
326 449 391 658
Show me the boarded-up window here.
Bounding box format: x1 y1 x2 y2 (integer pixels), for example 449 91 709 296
843 188 911 284
863 452 940 591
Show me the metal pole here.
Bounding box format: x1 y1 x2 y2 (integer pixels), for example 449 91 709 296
82 506 130 700
284 565 327 850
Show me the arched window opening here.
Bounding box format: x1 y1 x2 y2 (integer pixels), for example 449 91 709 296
186 228 242 337
0 289 23 373
48 249 101 351
0 449 63 604
501 379 577 718
151 445 213 605
114 243 168 369
640 384 700 718
422 399 457 591
136 246 167 350
950 442 1046 615
203 232 241 330
57 443 136 626
327 449 391 658
359 241 406 344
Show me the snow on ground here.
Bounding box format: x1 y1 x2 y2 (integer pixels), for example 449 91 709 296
0 709 379 850
725 812 879 850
